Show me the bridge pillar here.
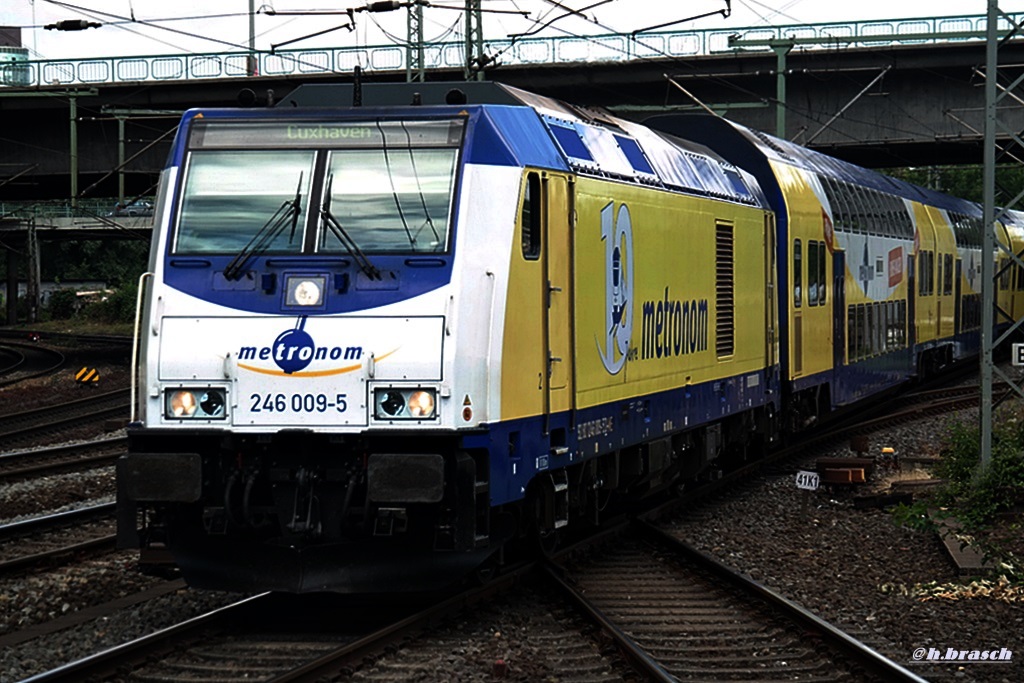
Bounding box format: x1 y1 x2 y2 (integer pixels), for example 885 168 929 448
5 237 16 325
770 39 793 139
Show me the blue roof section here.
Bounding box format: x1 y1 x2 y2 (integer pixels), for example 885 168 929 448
677 115 982 216
168 104 572 174
171 91 765 208
469 106 570 171
492 84 766 208
540 112 765 206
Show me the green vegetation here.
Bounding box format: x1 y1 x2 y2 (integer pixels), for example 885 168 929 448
0 238 148 327
884 164 1024 205
934 417 1024 528
892 413 1024 579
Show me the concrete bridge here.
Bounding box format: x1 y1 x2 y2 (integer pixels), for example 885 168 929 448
0 11 1021 205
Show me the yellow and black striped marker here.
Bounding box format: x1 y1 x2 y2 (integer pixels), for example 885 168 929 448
75 367 100 384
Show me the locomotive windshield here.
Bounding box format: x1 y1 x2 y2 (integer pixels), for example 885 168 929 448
174 118 463 255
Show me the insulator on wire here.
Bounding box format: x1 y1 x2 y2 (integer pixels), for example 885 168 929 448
366 1 402 12
44 19 102 31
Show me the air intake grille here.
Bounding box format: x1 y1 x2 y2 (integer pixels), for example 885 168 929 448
716 222 734 357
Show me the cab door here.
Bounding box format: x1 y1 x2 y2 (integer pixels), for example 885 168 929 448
543 173 574 423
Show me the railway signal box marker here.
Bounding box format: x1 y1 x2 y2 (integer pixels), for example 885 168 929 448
1013 343 1024 366
75 367 99 384
795 470 820 491
796 470 819 517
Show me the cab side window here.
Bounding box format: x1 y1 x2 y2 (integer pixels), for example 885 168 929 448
521 172 541 260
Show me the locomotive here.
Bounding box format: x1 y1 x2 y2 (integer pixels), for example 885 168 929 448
117 81 1013 593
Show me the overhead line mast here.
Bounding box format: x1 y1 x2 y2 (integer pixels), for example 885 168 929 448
981 1 1024 470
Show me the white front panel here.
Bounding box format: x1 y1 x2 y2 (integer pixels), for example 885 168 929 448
158 315 443 427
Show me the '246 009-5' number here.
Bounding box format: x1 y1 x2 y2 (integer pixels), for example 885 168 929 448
249 393 347 413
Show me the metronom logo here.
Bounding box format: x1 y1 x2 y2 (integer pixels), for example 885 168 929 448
237 317 363 375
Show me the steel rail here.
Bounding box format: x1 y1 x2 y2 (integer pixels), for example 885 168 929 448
0 436 126 482
0 341 64 387
0 503 116 542
0 534 116 575
0 345 25 375
20 593 273 683
542 560 678 683
0 388 129 429
634 520 932 683
266 559 536 682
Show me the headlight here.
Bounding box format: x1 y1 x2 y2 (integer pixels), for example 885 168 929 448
165 388 227 420
408 390 435 417
373 387 437 420
285 275 325 307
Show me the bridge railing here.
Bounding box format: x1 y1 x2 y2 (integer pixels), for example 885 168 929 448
0 13 1017 89
0 199 127 220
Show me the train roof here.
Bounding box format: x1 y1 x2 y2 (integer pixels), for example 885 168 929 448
276 82 768 208
651 114 981 217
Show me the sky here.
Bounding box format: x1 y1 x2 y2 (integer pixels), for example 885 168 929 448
0 1 1020 61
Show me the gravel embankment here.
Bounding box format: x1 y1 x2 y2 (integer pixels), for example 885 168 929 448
1 351 1020 682
669 409 1023 683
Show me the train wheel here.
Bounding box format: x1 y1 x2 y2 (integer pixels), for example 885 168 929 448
535 528 562 556
474 554 500 585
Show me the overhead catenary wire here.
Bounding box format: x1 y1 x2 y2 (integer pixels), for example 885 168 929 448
17 1 962 168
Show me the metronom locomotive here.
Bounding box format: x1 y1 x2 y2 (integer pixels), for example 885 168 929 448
117 82 1003 593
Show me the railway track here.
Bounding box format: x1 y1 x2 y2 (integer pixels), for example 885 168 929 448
0 504 117 575
0 329 133 348
22 510 929 683
8 366 992 681
21 575 530 682
0 341 65 387
0 388 129 449
0 344 25 375
548 520 926 683
0 436 125 483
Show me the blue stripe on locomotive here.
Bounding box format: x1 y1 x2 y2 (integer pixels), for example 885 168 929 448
160 105 568 315
465 368 774 507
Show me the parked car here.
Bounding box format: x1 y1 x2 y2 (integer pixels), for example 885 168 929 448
108 200 153 217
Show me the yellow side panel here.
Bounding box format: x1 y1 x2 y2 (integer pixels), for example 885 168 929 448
573 177 769 410
999 222 1024 323
545 173 574 414
772 162 832 380
912 203 960 343
500 177 547 421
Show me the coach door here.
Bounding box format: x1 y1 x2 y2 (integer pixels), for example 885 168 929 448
833 251 846 367
907 254 916 348
543 173 575 427
765 214 778 368
792 238 803 376
954 258 962 334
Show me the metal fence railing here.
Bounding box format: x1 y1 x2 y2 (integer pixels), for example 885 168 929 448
0 13 1017 89
0 199 131 220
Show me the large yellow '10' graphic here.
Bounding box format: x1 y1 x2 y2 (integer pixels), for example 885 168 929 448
597 201 633 375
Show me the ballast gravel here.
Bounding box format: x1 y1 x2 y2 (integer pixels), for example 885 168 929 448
667 408 1023 683
1 357 1021 681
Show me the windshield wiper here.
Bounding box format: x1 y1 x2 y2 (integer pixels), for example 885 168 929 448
223 172 304 281
399 122 441 248
320 173 381 280
376 120 417 250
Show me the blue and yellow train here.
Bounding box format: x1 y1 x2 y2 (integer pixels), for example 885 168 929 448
116 82 1013 592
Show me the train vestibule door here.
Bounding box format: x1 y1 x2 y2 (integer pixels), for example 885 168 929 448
907 254 916 349
543 173 574 426
833 251 846 367
954 258 962 334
